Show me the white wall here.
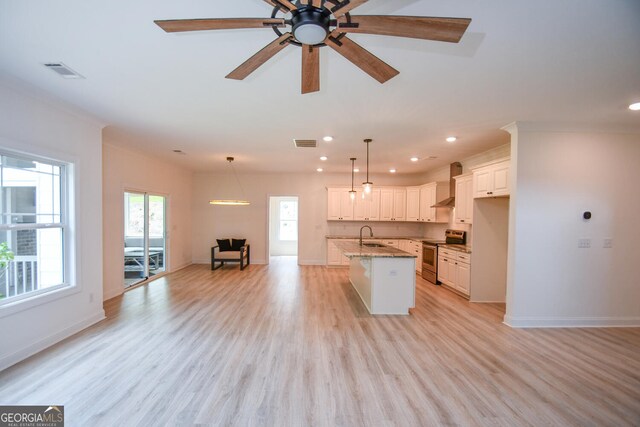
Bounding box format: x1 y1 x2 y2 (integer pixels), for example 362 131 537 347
102 138 193 301
192 172 425 265
0 80 105 371
505 123 640 327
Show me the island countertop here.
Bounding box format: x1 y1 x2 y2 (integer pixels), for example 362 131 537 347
333 241 416 258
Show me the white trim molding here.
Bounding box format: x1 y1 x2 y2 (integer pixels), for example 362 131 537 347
504 315 640 328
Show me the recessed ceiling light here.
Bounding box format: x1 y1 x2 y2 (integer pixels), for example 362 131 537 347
316 168 323 172
323 136 333 142
410 157 419 162
353 168 360 172
320 156 328 161
389 168 397 173
630 102 640 111
446 136 457 143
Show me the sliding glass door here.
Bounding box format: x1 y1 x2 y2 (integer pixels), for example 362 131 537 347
123 192 166 288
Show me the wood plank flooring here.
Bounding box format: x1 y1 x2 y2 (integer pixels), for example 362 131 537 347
1 257 639 426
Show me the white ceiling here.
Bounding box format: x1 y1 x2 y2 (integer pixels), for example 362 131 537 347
1 0 639 174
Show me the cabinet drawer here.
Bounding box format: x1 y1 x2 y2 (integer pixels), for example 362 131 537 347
456 252 471 264
438 248 456 258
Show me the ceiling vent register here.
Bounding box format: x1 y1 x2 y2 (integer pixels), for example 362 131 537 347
293 139 317 148
44 63 84 79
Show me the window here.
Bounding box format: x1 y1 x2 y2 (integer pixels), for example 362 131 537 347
279 200 298 241
0 152 68 305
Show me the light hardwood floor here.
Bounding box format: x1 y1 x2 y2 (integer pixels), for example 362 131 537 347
1 258 639 426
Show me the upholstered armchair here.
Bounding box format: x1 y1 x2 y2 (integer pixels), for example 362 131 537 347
211 238 250 270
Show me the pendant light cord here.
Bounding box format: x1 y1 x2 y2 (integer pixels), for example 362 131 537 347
229 160 247 200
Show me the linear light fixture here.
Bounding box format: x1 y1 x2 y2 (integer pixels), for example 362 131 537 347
209 157 250 206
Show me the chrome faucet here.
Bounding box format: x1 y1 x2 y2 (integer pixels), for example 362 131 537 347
359 225 373 246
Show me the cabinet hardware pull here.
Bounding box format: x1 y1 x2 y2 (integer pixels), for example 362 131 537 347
460 219 465 222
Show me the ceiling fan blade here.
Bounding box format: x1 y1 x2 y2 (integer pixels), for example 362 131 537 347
338 16 471 43
262 0 297 12
301 45 320 94
324 32 398 83
154 18 285 33
226 33 293 80
330 0 369 18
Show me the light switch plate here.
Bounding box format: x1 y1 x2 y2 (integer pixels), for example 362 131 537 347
603 238 613 248
578 238 591 249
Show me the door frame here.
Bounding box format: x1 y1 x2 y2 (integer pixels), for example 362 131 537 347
122 186 170 289
265 194 300 264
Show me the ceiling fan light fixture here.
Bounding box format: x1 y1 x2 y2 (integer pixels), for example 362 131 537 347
291 7 330 45
294 23 328 45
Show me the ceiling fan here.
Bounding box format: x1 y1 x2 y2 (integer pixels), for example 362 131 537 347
154 1 471 94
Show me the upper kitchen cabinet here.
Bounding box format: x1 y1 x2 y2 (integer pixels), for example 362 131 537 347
419 182 450 223
380 188 406 221
472 157 510 198
454 173 473 224
354 189 380 221
406 187 421 221
327 187 354 221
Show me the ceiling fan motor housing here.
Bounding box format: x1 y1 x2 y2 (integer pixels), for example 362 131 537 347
291 6 331 45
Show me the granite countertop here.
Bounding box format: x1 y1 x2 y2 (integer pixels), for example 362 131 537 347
333 241 416 258
326 235 430 241
439 244 472 254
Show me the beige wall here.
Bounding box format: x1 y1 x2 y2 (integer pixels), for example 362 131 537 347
192 172 426 265
102 140 193 301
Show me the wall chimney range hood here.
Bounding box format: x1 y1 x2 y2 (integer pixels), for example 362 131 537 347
432 162 463 208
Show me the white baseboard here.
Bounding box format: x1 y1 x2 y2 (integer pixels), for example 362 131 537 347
503 314 640 328
0 310 106 372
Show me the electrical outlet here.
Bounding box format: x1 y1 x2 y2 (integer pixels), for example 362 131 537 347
89 293 94 303
578 238 591 249
603 238 613 248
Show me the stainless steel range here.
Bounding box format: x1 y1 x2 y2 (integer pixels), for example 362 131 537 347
421 229 466 284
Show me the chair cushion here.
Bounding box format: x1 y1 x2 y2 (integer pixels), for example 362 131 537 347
215 250 245 260
217 239 232 251
231 239 246 251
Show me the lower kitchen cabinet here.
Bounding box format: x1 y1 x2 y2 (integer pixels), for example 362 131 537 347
437 248 471 296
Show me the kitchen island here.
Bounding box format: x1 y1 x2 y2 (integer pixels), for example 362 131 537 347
333 241 417 315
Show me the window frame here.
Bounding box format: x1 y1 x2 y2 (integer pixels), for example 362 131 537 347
0 147 75 312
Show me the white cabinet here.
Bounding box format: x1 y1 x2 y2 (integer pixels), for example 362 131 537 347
406 187 421 221
472 158 510 198
437 248 471 296
353 189 380 221
453 174 473 225
327 188 354 221
327 239 357 266
418 182 450 223
380 188 406 221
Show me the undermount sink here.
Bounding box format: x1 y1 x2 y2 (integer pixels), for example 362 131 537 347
361 243 387 248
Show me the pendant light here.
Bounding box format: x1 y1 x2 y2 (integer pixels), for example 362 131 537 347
209 157 250 206
362 139 373 195
349 157 357 201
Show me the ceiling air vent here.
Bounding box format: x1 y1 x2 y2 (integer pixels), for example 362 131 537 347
293 139 317 148
43 62 84 79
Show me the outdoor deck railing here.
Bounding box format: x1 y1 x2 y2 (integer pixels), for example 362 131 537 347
1 256 38 299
